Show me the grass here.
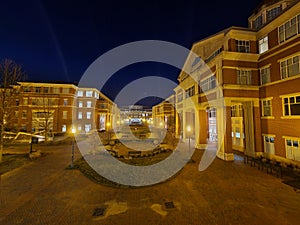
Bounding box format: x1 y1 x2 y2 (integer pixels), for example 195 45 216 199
0 154 31 175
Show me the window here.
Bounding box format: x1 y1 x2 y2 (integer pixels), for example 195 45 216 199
53 88 60 94
86 112 92 119
62 124 67 132
63 99 68 106
15 111 18 117
236 40 250 53
205 48 222 63
231 104 243 117
16 99 19 106
200 76 216 93
62 88 69 94
283 95 300 116
263 135 275 155
86 91 93 97
35 87 41 93
185 86 195 98
266 6 282 22
63 111 68 119
85 124 91 133
252 15 263 29
77 91 83 97
94 92 99 99
280 55 300 79
78 101 83 108
260 67 271 85
43 87 49 93
177 91 183 103
23 86 31 92
23 98 28 105
22 110 27 119
237 70 252 85
259 36 268 54
261 99 272 117
86 101 92 108
285 137 300 161
78 125 82 131
78 112 82 119
279 15 300 43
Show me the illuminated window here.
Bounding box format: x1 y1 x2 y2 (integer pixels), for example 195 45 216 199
285 137 300 161
86 91 93 97
77 91 83 97
62 124 67 132
78 101 83 107
87 101 92 108
78 112 82 119
259 36 268 54
263 135 275 155
86 112 92 119
63 99 68 106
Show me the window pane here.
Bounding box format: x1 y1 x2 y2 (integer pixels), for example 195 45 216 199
265 137 269 142
290 104 300 115
284 105 289 116
287 140 292 146
293 141 299 148
270 137 275 143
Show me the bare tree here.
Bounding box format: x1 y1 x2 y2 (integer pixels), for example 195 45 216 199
0 59 25 162
31 96 56 142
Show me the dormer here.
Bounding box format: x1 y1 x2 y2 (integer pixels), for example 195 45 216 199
248 0 298 30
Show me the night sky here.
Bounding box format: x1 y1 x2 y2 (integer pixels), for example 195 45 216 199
0 0 262 106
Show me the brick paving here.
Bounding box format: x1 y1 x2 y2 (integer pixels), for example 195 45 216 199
1 143 300 225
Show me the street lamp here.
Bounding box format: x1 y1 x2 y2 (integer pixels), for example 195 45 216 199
71 127 76 168
187 125 191 156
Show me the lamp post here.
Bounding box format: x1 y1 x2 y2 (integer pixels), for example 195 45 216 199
187 125 191 156
71 127 76 168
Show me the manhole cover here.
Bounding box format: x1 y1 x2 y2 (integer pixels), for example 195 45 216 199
93 207 106 217
164 201 175 209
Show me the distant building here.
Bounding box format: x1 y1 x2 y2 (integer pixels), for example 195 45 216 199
120 105 152 125
9 82 118 135
153 0 300 165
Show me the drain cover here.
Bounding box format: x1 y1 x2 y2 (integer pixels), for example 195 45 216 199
93 207 106 217
164 201 175 209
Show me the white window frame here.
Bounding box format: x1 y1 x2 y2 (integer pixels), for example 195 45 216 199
200 75 216 93
262 134 275 155
78 101 83 108
279 14 300 43
86 112 92 119
77 90 83 97
237 70 252 85
259 36 268 54
284 136 300 161
280 55 300 79
86 101 92 108
282 94 300 117
236 40 250 53
78 112 83 119
86 91 93 97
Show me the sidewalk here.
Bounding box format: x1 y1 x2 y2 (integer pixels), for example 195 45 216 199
1 143 300 225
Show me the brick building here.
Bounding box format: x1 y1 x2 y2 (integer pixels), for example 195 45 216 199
153 0 300 165
10 82 118 135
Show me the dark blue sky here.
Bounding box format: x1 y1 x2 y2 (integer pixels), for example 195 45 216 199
0 0 262 105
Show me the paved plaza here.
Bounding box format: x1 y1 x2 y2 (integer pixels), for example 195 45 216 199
1 143 300 225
